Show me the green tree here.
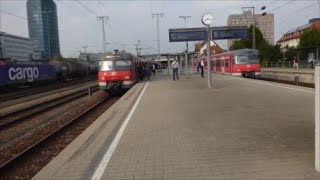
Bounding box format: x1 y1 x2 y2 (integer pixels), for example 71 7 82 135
52 54 64 61
299 28 320 47
230 25 275 63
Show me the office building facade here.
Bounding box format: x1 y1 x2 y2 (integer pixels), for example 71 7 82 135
277 18 320 49
227 11 274 49
0 32 36 61
27 0 60 59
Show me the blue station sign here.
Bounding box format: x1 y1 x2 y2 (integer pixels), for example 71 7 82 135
169 28 206 42
212 28 248 40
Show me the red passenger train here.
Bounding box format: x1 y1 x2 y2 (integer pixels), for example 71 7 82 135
193 49 260 78
98 50 148 93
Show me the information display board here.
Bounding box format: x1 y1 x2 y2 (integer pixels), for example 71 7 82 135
212 28 248 40
169 29 206 42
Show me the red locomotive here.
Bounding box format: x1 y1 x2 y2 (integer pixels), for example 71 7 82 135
98 50 148 93
193 49 260 78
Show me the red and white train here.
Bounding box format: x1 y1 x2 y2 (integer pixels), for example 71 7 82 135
192 49 260 78
98 50 148 93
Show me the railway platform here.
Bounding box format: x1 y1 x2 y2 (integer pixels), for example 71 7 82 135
33 74 318 179
261 67 314 85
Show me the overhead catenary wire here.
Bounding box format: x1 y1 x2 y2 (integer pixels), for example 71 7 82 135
0 10 27 20
276 2 318 23
267 0 296 13
76 0 98 16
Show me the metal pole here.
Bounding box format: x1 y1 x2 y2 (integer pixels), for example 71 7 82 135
97 16 109 53
315 62 320 172
168 54 170 76
185 18 188 79
46 12 51 59
102 18 106 53
88 87 92 100
185 51 188 79
253 7 256 49
319 0 320 18
152 13 164 58
180 55 183 74
317 47 319 64
207 25 212 88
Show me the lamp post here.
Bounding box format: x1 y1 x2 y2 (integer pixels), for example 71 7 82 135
43 10 52 59
179 16 191 79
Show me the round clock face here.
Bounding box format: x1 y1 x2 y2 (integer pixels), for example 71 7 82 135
201 13 214 25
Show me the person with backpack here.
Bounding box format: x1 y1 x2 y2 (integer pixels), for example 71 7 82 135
171 59 179 81
200 59 205 77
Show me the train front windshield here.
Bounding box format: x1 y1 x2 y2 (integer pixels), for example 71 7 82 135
114 60 132 70
99 60 132 71
235 54 259 64
99 61 113 71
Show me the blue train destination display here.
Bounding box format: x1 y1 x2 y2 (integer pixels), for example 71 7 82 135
169 26 248 42
212 28 248 40
169 28 206 42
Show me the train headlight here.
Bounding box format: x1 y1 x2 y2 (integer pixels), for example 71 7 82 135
124 76 130 79
237 69 241 72
101 76 105 80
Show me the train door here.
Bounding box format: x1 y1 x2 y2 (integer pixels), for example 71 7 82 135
225 57 231 74
216 60 221 72
221 58 225 74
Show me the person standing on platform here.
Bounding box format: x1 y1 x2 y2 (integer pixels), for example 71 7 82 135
171 59 179 81
144 65 150 80
200 59 205 77
293 58 299 69
196 62 200 73
152 64 156 76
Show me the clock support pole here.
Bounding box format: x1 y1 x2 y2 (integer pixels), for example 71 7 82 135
206 25 212 89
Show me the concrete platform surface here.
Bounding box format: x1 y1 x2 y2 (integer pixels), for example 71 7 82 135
35 74 318 180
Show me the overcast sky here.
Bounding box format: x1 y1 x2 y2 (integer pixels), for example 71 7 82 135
0 0 319 57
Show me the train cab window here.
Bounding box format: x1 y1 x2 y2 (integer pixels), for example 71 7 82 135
225 61 229 67
115 60 132 70
99 61 113 71
248 55 259 64
237 56 248 64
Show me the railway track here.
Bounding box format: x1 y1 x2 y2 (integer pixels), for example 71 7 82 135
0 86 99 127
0 77 97 103
0 91 119 179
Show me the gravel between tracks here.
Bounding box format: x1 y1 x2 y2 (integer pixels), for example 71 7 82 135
0 80 97 109
0 89 117 176
0 89 99 150
0 82 97 117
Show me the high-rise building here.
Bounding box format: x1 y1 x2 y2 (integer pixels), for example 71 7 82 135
227 11 274 49
27 0 60 59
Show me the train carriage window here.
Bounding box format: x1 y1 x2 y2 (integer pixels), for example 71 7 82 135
233 56 236 64
99 61 113 71
115 60 132 70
